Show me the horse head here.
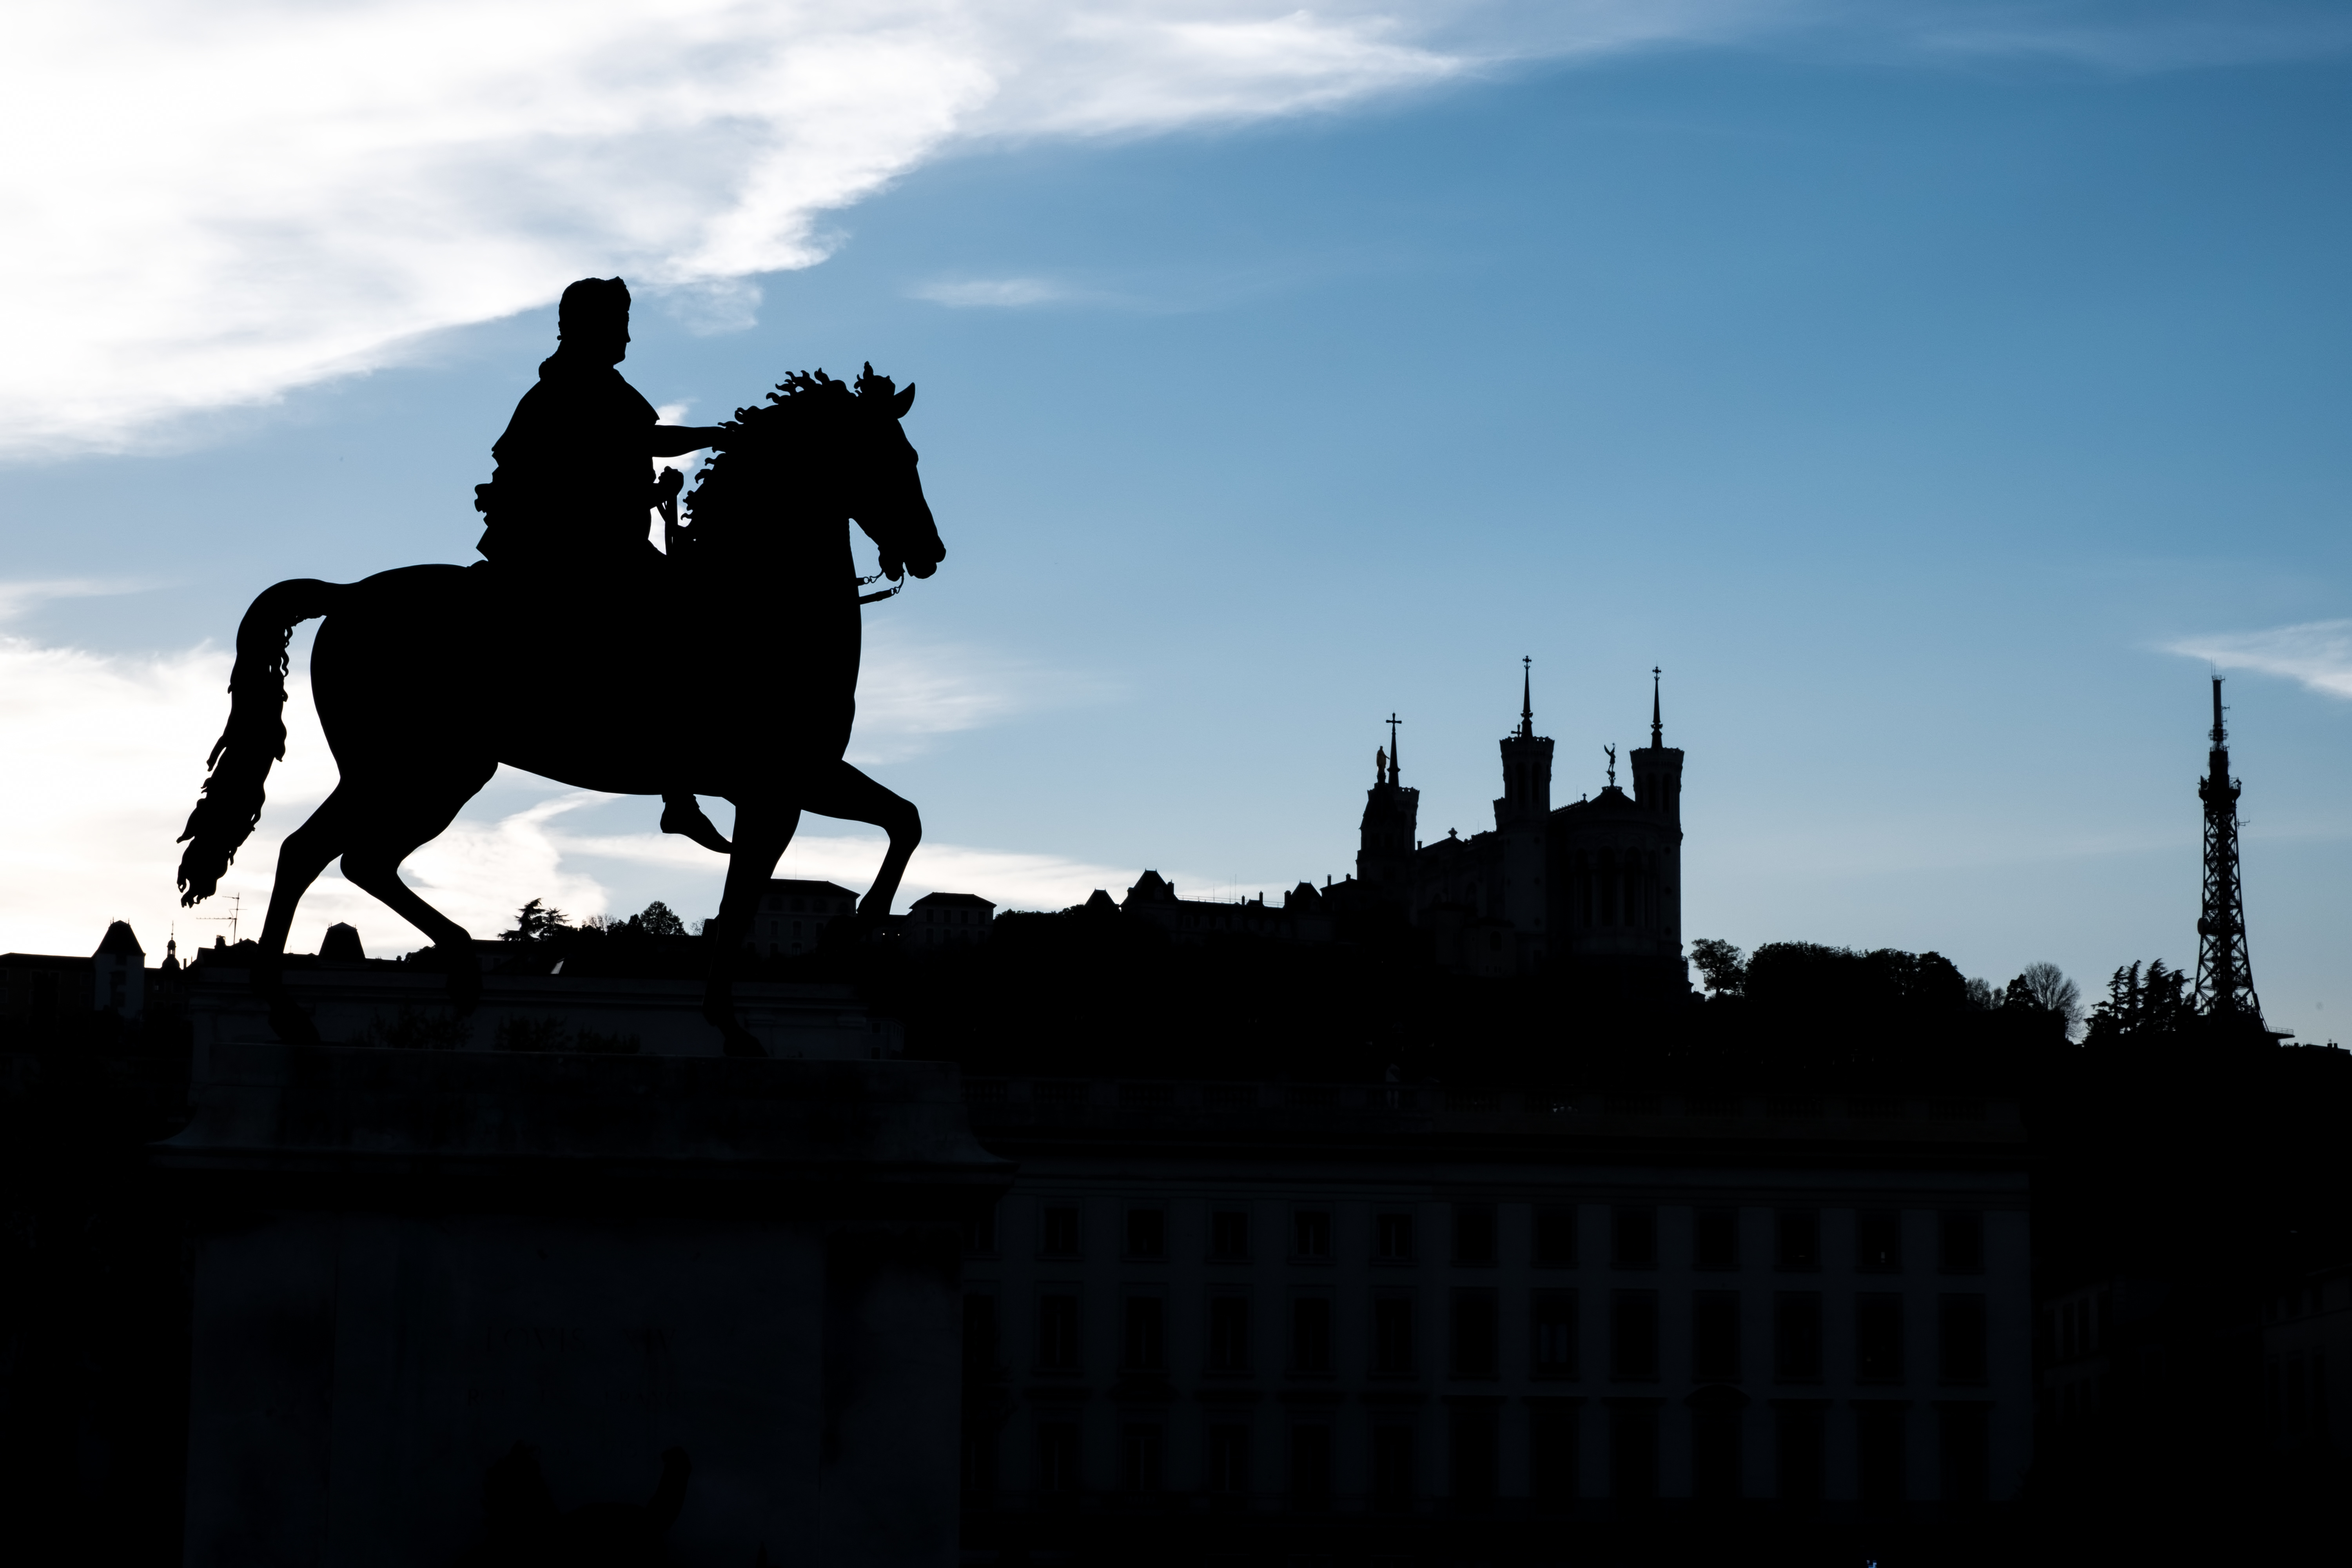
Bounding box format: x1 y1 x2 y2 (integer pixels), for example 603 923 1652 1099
687 365 943 586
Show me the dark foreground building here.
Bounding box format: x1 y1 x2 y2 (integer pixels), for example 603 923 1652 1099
954 1079 2030 1559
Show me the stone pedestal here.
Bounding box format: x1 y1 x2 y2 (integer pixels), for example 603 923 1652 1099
156 1023 1006 1568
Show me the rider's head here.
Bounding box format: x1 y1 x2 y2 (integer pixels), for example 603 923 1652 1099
557 276 632 364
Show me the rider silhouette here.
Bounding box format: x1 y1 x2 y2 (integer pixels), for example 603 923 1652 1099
475 277 732 854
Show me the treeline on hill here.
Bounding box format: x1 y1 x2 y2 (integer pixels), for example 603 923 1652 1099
492 898 2072 1093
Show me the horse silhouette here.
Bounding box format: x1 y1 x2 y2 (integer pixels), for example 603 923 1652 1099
175 365 943 1053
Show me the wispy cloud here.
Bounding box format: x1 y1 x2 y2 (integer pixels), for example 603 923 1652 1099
2168 619 2352 700
913 277 1069 308
851 621 1121 761
0 579 156 622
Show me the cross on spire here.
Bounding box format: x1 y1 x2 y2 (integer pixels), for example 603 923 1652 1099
1651 666 1662 748
1386 713 1402 784
1518 657 1534 739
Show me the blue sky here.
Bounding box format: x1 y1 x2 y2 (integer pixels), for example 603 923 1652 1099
5 2 2349 1036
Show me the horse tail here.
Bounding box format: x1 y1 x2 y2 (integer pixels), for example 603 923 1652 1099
176 578 345 905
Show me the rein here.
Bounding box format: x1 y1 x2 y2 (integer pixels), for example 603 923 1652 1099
857 571 904 607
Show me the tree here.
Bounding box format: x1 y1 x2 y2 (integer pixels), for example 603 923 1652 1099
1689 938 1746 998
2013 961 2083 1038
635 900 686 938
2082 960 2194 1047
504 898 571 943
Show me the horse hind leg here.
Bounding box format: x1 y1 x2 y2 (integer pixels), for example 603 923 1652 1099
336 765 496 1016
795 760 922 928
250 787 355 1044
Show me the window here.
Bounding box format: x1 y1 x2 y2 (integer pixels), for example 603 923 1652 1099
965 1201 999 1256
1939 1294 1988 1385
1856 1402 1906 1503
1530 1407 1577 1508
1294 1210 1332 1260
1042 1205 1081 1258
1535 1207 1578 1267
1037 1293 1080 1371
1857 1212 1902 1272
1121 1424 1163 1492
1292 1297 1332 1373
1126 1209 1165 1259
1374 1297 1415 1376
963 1294 998 1376
1940 1212 1984 1275
962 1419 999 1500
1450 1406 1498 1506
1534 1290 1579 1378
1209 1296 1251 1372
1695 1209 1739 1272
1775 1403 1824 1501
1613 1207 1656 1269
1693 1290 1740 1382
1857 1294 1904 1383
1207 1424 1250 1494
1939 1404 1989 1503
1691 1399 1742 1500
1774 1294 1822 1383
1452 1289 1499 1377
1373 1423 1416 1506
1290 1424 1332 1507
1211 1210 1250 1261
1377 1212 1415 1261
1611 1291 1659 1381
1454 1204 1497 1265
1610 1402 1658 1500
1123 1297 1165 1371
1776 1210 1819 1271
1036 1421 1079 1494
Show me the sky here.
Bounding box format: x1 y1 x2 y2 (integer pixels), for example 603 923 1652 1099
4 1 2350 1037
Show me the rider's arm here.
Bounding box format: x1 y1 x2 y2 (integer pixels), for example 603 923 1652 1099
650 425 726 457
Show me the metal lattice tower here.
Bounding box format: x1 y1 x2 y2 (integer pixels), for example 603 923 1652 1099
2194 677 2261 1021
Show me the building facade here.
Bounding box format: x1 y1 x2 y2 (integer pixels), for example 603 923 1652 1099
956 1081 2032 1551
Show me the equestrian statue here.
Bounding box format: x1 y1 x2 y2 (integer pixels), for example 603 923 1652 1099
173 277 945 1055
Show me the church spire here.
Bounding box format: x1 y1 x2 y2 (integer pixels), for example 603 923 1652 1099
1519 657 1534 740
1387 713 1402 784
1650 666 1662 748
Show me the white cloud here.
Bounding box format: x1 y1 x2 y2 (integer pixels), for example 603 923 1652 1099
11 2 2337 457
2168 619 2352 700
913 277 1069 308
0 0 1808 457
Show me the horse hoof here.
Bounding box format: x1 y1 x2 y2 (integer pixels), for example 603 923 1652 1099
268 997 322 1046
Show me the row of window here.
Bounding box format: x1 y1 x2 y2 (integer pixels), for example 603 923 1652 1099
978 1204 1986 1275
977 1401 1990 1505
973 1290 1990 1387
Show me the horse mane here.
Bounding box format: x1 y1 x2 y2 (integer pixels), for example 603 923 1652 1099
679 365 902 547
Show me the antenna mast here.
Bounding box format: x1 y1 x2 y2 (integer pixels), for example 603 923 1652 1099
2194 678 2261 1023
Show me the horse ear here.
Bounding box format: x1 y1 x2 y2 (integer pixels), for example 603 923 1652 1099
892 383 916 417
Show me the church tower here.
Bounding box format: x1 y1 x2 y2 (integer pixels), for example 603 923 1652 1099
1356 714 1420 904
1494 657 1554 829
1625 667 1685 956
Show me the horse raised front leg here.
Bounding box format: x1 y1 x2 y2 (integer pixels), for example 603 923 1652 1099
249 789 351 1045
797 761 922 933
703 800 797 1057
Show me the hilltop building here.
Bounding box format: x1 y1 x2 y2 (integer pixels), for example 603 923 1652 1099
913 891 1000 948
1311 666 1686 980
756 878 858 958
